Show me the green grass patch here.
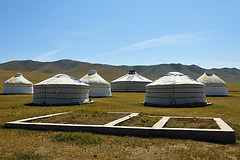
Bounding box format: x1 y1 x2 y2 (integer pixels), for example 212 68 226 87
51 132 103 145
164 118 220 129
10 152 51 160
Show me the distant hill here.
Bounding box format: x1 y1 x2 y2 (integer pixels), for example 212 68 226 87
119 64 240 83
0 60 111 74
0 60 129 82
0 59 239 83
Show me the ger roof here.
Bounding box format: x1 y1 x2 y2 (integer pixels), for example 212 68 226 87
147 72 203 86
80 70 109 85
197 71 226 84
35 74 88 86
111 70 153 83
4 73 32 85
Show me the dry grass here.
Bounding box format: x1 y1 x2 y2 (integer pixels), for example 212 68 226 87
164 118 220 129
0 82 240 159
118 116 161 127
31 111 126 125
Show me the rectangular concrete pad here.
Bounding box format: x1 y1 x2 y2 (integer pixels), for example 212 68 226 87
4 112 236 144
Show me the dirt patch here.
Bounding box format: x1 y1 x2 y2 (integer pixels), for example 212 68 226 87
118 116 161 127
30 111 127 125
164 118 220 129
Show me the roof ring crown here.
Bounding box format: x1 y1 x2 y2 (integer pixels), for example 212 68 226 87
205 70 213 76
88 70 97 75
14 73 22 77
55 74 67 78
167 72 184 76
128 69 136 74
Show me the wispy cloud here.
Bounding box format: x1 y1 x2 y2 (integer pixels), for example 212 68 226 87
118 33 202 52
32 47 70 61
83 33 203 61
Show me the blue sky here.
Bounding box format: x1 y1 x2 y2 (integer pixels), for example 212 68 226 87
0 0 240 69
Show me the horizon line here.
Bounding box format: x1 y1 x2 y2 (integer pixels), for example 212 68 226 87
0 59 239 70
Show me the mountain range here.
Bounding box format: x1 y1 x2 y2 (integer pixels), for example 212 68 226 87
0 59 239 84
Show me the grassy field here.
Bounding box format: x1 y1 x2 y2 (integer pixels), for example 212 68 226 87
0 84 239 159
0 70 240 159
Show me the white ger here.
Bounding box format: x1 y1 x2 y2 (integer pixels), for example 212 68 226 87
33 74 90 105
111 70 153 92
144 72 208 107
197 70 228 96
80 70 111 97
2 73 33 94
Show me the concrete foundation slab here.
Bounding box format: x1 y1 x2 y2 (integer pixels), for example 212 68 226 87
4 112 235 144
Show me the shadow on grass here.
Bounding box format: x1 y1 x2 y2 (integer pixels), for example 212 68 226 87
142 104 209 108
228 123 240 141
90 96 113 98
134 103 145 107
24 102 95 107
135 102 209 108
